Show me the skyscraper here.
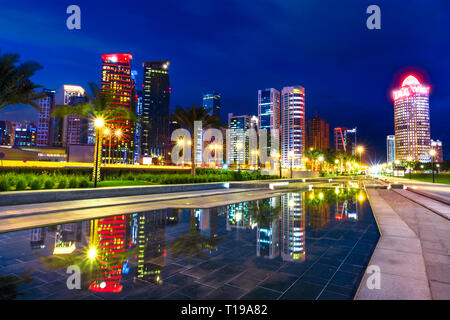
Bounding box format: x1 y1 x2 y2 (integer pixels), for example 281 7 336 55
203 92 221 119
392 75 431 162
0 120 14 146
334 127 357 155
228 113 255 166
308 113 329 150
142 60 170 158
37 89 56 147
258 88 280 156
280 86 306 167
386 135 395 163
101 53 135 163
54 85 86 147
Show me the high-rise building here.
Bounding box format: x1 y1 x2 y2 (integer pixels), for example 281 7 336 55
101 53 135 164
55 85 86 147
203 92 221 119
37 89 56 147
334 127 357 155
142 60 170 158
308 113 329 150
392 75 431 162
258 88 280 157
431 139 443 163
14 122 37 146
386 135 395 163
280 86 306 167
228 113 255 166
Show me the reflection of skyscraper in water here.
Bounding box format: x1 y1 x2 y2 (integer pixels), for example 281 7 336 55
89 215 128 293
30 228 46 249
226 202 253 230
53 223 81 255
307 203 331 230
335 197 358 221
195 208 219 237
256 198 280 259
281 193 305 262
135 210 168 285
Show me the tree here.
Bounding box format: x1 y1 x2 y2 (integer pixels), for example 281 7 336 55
304 149 323 171
170 104 223 176
0 50 45 111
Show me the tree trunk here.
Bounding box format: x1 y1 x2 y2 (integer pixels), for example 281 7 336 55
191 142 196 176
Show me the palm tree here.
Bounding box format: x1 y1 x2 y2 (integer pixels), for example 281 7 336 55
51 82 136 182
170 104 223 176
304 149 323 171
0 50 45 111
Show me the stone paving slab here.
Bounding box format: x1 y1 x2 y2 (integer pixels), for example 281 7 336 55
395 189 450 220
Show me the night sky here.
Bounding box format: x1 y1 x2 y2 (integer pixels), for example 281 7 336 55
0 0 449 162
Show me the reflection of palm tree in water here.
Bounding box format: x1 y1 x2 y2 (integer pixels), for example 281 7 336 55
168 209 224 260
0 269 33 300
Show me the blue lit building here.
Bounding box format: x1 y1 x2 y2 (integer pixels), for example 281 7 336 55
202 92 221 119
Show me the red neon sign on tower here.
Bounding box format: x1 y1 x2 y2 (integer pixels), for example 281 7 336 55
392 75 429 100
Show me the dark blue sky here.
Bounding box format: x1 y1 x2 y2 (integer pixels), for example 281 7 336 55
0 0 449 161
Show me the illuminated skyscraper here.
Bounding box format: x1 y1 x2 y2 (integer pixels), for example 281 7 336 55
334 127 357 155
392 75 431 162
258 88 280 157
203 92 221 119
308 113 329 150
142 60 170 158
386 135 395 163
37 89 56 147
280 86 306 167
55 85 86 147
228 113 256 166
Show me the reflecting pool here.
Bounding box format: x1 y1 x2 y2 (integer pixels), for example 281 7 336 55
0 188 379 300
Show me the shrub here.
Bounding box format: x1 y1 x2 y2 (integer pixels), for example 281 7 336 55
79 179 89 188
44 179 54 189
15 178 27 191
68 177 78 188
0 177 10 191
30 178 42 190
57 178 67 189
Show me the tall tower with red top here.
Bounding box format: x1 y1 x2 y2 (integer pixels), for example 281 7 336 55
100 53 135 164
392 75 431 162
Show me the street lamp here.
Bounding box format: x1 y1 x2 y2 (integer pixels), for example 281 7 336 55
114 129 122 164
236 142 243 171
289 151 294 179
357 146 364 163
429 149 436 183
318 155 324 173
407 156 413 179
93 117 104 188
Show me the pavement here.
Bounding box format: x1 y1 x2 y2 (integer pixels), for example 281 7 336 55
356 188 450 300
382 176 450 201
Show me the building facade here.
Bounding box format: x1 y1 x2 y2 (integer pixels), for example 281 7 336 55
334 127 357 155
258 88 280 158
392 75 431 162
142 60 170 158
0 120 14 146
387 135 396 163
37 89 56 147
101 53 136 164
308 113 329 150
228 113 254 166
280 86 306 167
203 92 221 119
431 139 443 163
14 122 37 146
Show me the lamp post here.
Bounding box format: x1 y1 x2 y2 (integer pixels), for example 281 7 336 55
114 129 122 164
407 156 412 179
429 149 436 183
357 146 364 163
318 155 324 174
236 142 243 172
93 117 104 188
289 151 294 179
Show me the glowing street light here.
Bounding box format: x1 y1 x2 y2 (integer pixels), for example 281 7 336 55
93 118 104 188
407 156 413 179
88 247 97 261
429 149 436 183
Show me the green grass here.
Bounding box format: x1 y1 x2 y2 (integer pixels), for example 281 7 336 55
407 173 450 185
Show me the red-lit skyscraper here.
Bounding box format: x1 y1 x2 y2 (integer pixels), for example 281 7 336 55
101 53 135 163
392 75 431 162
